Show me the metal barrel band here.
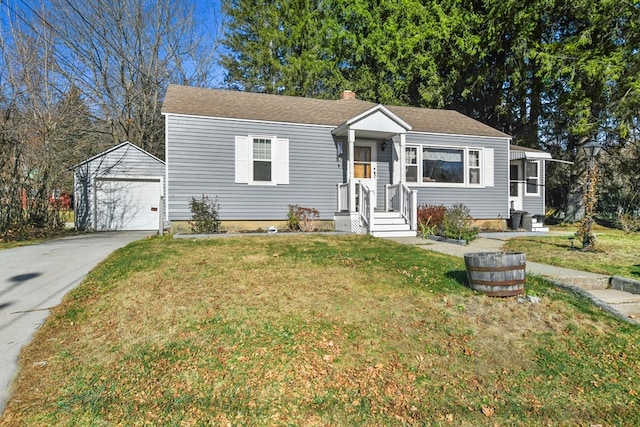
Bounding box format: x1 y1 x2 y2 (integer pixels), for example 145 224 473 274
466 265 526 273
470 279 525 286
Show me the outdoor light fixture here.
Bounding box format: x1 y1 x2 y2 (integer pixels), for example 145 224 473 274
582 140 602 159
381 141 386 151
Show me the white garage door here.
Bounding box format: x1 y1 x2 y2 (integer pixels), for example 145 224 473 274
95 178 161 231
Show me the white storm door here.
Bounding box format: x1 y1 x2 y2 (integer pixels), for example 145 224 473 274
353 141 377 208
509 163 523 211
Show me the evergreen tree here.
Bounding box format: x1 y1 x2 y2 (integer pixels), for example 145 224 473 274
221 0 640 220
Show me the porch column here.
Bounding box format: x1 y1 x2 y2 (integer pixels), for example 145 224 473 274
348 128 356 212
398 133 406 214
399 133 406 184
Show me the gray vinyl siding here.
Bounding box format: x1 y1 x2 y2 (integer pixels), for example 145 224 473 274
74 143 165 230
403 133 510 219
166 115 511 222
76 145 165 180
166 115 343 221
522 160 546 216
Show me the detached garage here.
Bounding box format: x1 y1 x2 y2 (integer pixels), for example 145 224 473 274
73 142 165 231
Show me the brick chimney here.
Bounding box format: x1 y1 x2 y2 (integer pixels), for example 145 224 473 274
340 90 356 100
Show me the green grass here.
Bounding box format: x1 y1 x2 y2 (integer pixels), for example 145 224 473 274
2 235 639 426
504 226 640 280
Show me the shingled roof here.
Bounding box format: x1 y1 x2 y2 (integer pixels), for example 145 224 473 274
162 84 511 139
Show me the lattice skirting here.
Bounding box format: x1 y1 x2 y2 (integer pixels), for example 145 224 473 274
351 216 363 234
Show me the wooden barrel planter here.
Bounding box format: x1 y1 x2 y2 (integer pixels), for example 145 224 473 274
464 252 526 297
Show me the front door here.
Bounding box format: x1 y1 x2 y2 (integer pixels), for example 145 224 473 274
509 163 523 211
353 141 377 208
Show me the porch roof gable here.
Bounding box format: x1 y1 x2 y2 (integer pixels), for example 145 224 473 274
331 104 412 138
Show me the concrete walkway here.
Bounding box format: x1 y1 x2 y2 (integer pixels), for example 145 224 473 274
0 231 151 416
386 232 640 324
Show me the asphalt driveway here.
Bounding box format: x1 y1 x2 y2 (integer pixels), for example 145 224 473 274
0 231 151 415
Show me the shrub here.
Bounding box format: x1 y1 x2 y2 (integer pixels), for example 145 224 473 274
287 205 320 232
189 195 221 234
416 203 478 242
417 204 446 234
442 203 479 242
618 211 640 234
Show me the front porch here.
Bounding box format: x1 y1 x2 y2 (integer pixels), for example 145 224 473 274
335 183 417 237
331 104 418 237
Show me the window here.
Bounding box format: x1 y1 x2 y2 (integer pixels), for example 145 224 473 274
468 150 481 184
405 147 418 183
252 138 272 182
525 161 539 195
404 145 492 187
510 165 519 197
235 135 289 185
354 146 372 178
423 148 464 183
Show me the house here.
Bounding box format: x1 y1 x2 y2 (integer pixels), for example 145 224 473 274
161 84 550 236
72 141 165 231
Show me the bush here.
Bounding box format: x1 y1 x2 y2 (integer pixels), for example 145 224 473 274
618 211 640 234
287 205 320 232
442 203 479 242
418 203 478 242
417 204 446 233
189 195 221 234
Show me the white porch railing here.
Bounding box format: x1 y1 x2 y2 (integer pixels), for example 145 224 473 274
337 182 375 233
338 181 416 234
385 183 418 231
357 183 374 231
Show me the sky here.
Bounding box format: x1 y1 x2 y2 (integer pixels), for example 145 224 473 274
0 0 227 87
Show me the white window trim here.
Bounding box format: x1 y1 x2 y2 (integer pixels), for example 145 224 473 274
405 145 491 188
525 160 540 196
249 135 277 185
235 135 289 186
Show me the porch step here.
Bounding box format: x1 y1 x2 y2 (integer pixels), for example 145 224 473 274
374 216 410 225
370 212 417 237
371 229 417 238
373 211 403 218
373 223 411 231
532 226 549 232
531 218 549 232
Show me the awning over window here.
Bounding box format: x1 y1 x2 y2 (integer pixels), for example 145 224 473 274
510 145 552 160
510 145 574 164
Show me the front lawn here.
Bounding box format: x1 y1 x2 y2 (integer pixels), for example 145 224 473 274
504 226 640 280
1 235 639 426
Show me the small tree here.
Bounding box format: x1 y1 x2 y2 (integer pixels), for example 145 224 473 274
189 195 221 234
